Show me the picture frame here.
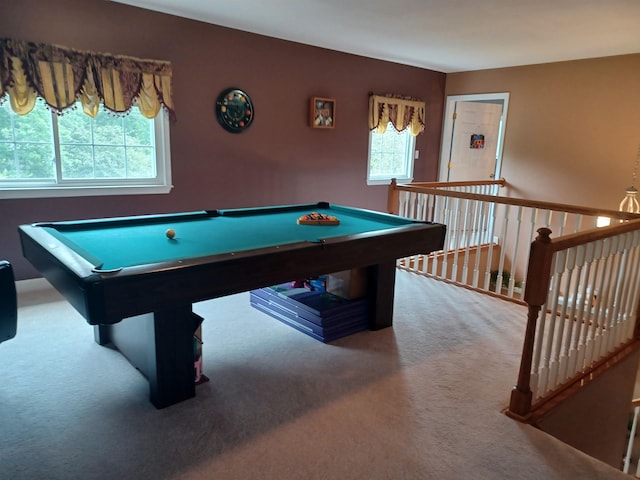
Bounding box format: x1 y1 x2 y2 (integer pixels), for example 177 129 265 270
310 97 335 129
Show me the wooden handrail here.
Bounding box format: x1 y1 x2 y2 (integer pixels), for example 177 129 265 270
404 178 507 188
547 217 640 251
390 181 640 221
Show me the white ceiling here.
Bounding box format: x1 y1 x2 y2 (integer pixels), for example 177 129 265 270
112 0 640 73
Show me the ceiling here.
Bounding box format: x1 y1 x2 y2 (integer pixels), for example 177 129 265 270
111 0 640 73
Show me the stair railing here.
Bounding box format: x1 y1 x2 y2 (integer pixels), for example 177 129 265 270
387 178 640 420
508 222 640 420
387 178 639 303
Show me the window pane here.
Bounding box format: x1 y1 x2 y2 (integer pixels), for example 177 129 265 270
61 145 94 178
57 106 157 180
124 115 154 147
0 102 55 179
0 104 12 142
58 108 92 144
126 147 156 177
368 124 415 184
0 143 12 177
370 130 411 176
94 146 126 178
14 143 56 179
12 105 52 143
93 114 124 145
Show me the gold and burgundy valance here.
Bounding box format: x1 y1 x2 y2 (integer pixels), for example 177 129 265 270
0 37 175 120
368 93 425 136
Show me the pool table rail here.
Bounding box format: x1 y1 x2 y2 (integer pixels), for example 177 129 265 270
20 219 445 327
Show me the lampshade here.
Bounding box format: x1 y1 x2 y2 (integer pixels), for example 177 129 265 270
620 186 640 213
619 144 640 213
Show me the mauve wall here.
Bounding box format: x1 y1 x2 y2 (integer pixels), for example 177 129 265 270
0 0 446 280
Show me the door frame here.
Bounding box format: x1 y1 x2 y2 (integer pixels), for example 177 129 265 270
438 92 510 182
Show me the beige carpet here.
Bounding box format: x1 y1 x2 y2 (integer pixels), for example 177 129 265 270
0 270 628 479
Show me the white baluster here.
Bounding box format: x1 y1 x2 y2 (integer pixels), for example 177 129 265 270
593 238 613 360
409 191 417 219
427 193 435 222
482 202 498 290
547 250 567 391
611 233 632 347
600 236 620 356
557 247 577 382
451 197 464 282
401 191 409 217
460 198 474 284
445 197 461 280
432 196 449 277
576 243 595 371
471 199 485 288
557 211 568 237
532 302 549 400
519 208 540 297
507 206 523 297
623 231 640 340
418 192 427 221
494 204 511 294
607 234 629 350
585 240 605 367
623 405 639 474
574 213 583 233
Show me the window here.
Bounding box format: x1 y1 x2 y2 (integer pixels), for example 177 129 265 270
367 124 416 185
0 37 174 199
367 93 424 185
0 100 171 199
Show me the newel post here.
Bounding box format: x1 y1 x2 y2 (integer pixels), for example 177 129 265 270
387 178 398 214
508 227 554 418
633 298 640 341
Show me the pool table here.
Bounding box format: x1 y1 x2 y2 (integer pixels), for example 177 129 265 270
19 202 446 408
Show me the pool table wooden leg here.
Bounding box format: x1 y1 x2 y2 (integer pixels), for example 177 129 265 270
93 306 201 409
368 260 397 330
147 307 201 408
94 324 110 345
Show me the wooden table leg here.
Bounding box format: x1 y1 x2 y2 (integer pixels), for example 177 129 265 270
367 261 397 330
94 305 201 408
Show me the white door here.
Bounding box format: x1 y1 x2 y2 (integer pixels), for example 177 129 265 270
439 93 509 182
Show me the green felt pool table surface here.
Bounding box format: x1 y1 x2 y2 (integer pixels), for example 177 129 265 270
38 203 420 271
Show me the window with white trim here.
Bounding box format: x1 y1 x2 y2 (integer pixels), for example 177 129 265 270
0 100 171 199
367 123 416 185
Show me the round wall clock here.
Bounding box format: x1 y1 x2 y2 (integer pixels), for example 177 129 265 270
215 88 254 133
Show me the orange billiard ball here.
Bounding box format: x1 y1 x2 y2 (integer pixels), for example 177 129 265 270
166 228 176 239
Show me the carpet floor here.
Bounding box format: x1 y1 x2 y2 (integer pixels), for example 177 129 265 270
0 270 628 479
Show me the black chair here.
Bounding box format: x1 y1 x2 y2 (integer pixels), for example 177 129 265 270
0 260 17 344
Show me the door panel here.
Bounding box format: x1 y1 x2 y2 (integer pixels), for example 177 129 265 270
447 101 502 181
439 93 509 182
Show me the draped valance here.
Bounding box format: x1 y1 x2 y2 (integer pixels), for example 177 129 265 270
368 93 425 136
0 38 175 120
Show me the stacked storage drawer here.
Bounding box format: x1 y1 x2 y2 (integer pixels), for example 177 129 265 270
250 283 368 343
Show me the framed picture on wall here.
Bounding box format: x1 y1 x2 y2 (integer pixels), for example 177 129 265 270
310 97 335 129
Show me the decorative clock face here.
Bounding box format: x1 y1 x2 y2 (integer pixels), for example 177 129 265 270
215 88 254 133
